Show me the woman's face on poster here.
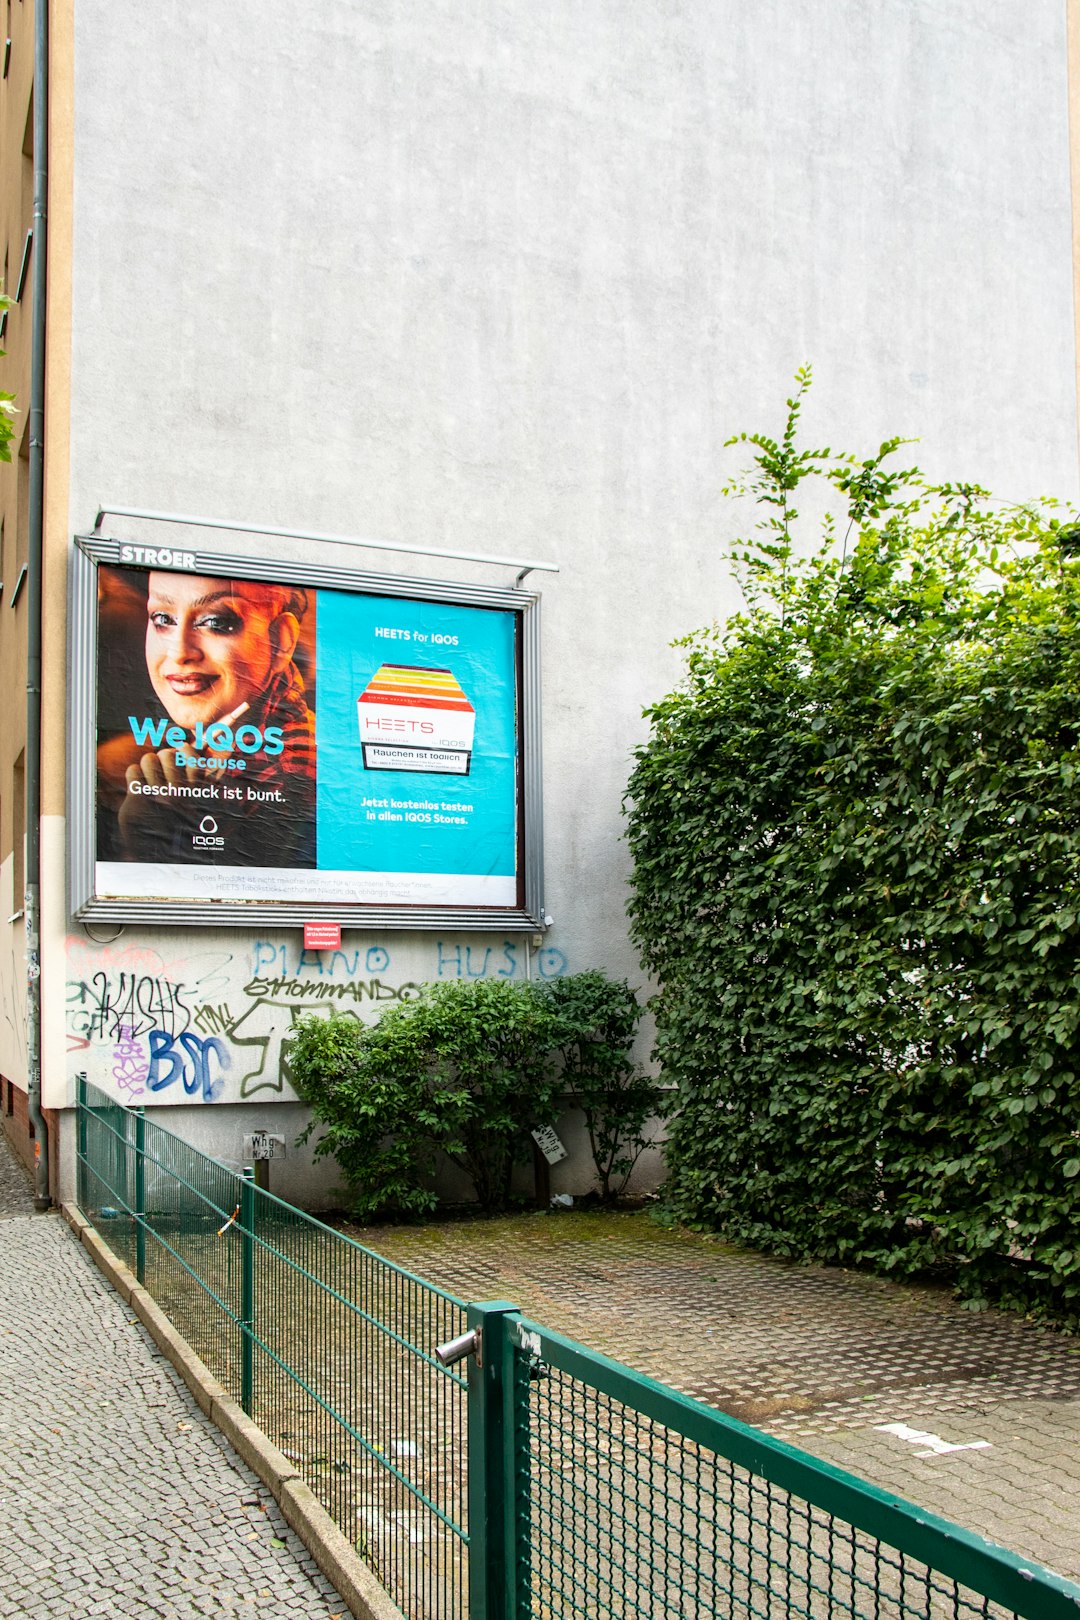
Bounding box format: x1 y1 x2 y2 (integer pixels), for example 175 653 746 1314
144 573 297 729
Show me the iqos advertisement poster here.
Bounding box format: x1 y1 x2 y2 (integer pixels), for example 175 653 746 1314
94 561 521 907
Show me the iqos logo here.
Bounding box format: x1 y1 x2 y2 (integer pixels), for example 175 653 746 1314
193 814 224 849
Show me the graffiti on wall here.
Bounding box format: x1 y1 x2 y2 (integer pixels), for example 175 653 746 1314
65 934 568 1105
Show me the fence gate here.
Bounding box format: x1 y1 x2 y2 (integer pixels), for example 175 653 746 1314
461 1302 1080 1620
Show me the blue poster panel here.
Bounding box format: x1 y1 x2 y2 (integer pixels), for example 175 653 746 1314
94 562 521 907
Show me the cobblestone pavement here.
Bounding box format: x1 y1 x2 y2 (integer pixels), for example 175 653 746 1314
0 1131 35 1217
348 1206 1080 1585
0 1143 349 1619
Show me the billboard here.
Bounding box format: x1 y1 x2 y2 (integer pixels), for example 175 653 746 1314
70 539 544 928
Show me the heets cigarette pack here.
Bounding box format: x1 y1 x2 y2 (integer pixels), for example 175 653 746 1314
357 664 475 775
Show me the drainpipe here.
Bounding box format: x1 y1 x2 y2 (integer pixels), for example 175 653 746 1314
25 0 49 1209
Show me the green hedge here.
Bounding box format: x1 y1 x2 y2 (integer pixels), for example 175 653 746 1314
625 373 1080 1324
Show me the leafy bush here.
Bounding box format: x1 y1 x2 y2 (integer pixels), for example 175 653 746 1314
288 1006 433 1217
290 979 564 1216
289 972 658 1217
625 369 1080 1325
539 970 664 1201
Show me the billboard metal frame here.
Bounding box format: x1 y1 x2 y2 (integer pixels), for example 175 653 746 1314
68 535 546 931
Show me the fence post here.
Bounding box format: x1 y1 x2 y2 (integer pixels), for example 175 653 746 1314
467 1301 532 1620
76 1074 87 1208
240 1169 255 1416
134 1109 146 1285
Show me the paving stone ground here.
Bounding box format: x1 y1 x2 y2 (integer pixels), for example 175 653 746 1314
0 1131 36 1219
346 1205 1080 1587
0 1136 349 1620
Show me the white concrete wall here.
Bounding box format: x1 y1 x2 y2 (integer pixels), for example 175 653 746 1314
48 0 1080 1201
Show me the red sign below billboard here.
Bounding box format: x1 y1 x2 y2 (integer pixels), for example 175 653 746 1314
303 920 342 950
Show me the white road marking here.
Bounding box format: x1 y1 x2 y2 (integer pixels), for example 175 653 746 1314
874 1421 991 1457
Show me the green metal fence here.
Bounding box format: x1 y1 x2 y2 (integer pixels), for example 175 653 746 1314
464 1304 1080 1620
76 1079 470 1620
76 1081 1080 1620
